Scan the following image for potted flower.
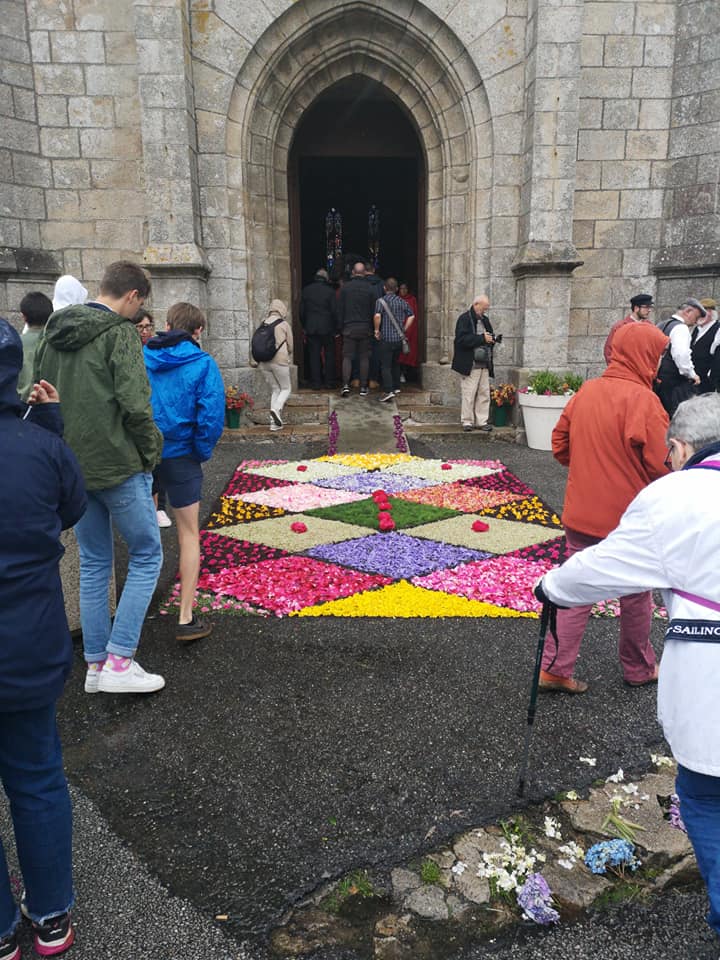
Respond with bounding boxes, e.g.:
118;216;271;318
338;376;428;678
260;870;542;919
225;386;254;429
490;382;516;427
518;371;583;450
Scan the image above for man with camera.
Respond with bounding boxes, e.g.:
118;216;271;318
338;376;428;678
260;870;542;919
451;294;501;432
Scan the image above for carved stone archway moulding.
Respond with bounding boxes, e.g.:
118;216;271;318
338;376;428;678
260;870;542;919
224;0;493;377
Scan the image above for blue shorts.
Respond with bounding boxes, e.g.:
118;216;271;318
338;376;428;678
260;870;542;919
155;456;203;509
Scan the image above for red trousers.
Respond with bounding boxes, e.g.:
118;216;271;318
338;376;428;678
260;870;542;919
542;527;656;683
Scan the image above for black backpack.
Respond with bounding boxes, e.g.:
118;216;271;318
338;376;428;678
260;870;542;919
251;318;285;362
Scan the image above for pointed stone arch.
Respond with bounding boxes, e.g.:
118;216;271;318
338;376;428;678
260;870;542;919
225;0;492;369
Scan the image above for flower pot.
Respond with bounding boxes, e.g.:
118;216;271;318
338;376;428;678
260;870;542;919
518;392;569;451
226;408;241;429
492;403;510;427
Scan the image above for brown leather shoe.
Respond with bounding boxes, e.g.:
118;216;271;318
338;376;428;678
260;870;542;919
625;665;659;687
538;669;588;694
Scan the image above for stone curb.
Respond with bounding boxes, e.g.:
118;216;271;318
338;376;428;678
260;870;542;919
270;764;698;958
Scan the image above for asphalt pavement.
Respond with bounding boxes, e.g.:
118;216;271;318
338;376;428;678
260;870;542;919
3;435;711;960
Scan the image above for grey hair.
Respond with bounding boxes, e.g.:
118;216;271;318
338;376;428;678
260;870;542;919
667;393;720;449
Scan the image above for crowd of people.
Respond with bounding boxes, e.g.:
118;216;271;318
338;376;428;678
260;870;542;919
2;261;720;955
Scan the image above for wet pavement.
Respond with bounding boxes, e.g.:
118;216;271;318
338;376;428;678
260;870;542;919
7;436;710;959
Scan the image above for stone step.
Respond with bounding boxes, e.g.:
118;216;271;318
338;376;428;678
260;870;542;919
399;404;461;423
249;405;326;424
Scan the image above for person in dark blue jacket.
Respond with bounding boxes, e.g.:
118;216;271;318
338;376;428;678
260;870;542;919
0;318;86;959
144;302;225;642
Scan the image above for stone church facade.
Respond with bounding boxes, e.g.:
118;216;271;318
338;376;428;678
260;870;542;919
1;0;718;399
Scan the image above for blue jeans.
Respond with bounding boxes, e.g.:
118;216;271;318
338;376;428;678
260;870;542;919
676;764;720;937
0;705;73;937
75;472;163;662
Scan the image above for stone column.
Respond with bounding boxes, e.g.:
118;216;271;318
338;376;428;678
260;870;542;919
513;0;583;370
133;0;209;311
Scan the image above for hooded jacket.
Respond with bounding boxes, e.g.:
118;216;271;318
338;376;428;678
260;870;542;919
258;300;293;366
0;319;86;710
34;303;163;490
144;330;225;462
552;322;670;538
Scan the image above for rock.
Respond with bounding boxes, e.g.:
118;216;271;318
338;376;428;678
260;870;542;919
452;828;505;866
451;868;490;905
654;853;700;890
375;914;412;939
428;849;456;870
374;914;416;958
374;937;405;960
562;772;692;867
446;893;472;918
541;860;611;912
391;868;421;900
270;908;356;955
403;885;448;920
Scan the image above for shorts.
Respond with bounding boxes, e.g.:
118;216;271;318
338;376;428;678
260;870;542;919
154;456;203;509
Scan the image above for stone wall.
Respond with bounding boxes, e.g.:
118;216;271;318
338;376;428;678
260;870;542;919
1;0;718;395
570;0;678;377
655;0;720;313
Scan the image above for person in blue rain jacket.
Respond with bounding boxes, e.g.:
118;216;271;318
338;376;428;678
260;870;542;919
144;302;225;643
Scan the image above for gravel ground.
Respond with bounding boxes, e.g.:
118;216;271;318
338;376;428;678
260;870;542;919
2;435;711;960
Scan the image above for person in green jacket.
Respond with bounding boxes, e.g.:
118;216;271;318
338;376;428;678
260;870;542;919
35;260;166;696
17;291;53;401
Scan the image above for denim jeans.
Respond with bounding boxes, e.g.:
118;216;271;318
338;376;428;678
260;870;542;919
378;340;402;393
676;764;720;937
0;704;73;937
75;472;163;662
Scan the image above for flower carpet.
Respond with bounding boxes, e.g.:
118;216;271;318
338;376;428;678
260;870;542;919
161;455;581;619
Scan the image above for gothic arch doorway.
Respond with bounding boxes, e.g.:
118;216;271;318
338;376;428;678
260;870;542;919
288;78;426;385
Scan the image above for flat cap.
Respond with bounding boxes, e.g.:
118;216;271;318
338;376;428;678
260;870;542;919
684;297;707;318
630;293;653;308
700;297;717;310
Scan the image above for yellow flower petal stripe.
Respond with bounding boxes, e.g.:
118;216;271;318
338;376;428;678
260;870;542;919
316;453;416;470
292;580;536;618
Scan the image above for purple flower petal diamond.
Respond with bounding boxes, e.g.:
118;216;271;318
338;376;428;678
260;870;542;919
312;472;438;494
307;531;490;579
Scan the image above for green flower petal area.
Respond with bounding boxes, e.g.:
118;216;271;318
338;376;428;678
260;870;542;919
304;496;461;530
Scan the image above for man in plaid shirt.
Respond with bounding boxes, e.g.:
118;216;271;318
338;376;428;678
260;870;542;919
373;277;415;402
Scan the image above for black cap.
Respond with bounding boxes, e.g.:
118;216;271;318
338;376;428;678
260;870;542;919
630;293;654;308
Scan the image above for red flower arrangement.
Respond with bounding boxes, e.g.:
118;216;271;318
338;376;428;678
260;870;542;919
290;521;308;533
472;520;490;533
225;386;254;411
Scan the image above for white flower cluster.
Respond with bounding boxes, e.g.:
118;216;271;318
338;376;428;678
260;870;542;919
544;816;562;840
476;838;546;893
557;841;585;871
606;768;624;783
650;753;674;768
579;756;597;766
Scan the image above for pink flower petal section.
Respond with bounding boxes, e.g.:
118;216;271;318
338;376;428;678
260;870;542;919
413;555;557;613
200;556;392;616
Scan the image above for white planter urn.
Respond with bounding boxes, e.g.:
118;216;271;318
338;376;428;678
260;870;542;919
518;392;571;451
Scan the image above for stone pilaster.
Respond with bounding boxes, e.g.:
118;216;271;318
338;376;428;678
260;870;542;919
514;0;584;369
133;0;209;308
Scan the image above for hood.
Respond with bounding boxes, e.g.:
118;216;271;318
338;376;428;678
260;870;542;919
44;303;127;352
52;275;88;311
0;318;23;412
144;331;203;372
267;299;288;320
603;322;669;387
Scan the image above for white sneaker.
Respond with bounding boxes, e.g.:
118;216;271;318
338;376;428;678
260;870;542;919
97;659;165;694
156;509;172;528
84;666;102;694
270;409;283;427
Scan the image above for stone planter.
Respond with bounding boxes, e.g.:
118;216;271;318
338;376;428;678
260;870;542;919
518;392;570;451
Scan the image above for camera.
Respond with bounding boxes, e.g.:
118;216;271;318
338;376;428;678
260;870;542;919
494;333;503;344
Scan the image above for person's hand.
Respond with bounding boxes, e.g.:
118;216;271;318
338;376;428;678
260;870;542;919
692;375;700;385
374;329;381;340
484;332;493;343
27;379;60;404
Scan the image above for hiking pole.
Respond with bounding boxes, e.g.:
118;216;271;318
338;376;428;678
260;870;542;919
517;599;552;798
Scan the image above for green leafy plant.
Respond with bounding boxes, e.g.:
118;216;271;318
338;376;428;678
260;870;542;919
324;870;375;913
523;370;584;396
420;859;442;885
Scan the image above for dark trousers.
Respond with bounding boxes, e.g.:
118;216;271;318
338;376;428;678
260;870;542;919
676;765;720;936
307;334;336;388
342;326;371;387
0;704;73;935
379;340;402;393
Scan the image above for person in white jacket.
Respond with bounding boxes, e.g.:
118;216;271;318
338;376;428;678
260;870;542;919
537;392;720;943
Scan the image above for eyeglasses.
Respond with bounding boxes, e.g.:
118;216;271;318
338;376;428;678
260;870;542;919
137;323;153;331
664;441;678;469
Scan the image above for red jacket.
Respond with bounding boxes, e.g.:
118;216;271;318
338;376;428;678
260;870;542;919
553;323;670;538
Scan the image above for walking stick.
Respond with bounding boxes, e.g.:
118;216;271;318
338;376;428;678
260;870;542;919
517;599;554;798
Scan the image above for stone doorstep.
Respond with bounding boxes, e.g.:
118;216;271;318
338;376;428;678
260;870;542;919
271;766;700;958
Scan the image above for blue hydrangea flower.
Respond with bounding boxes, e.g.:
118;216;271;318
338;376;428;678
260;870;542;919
584;839;640;875
516;873;560;925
